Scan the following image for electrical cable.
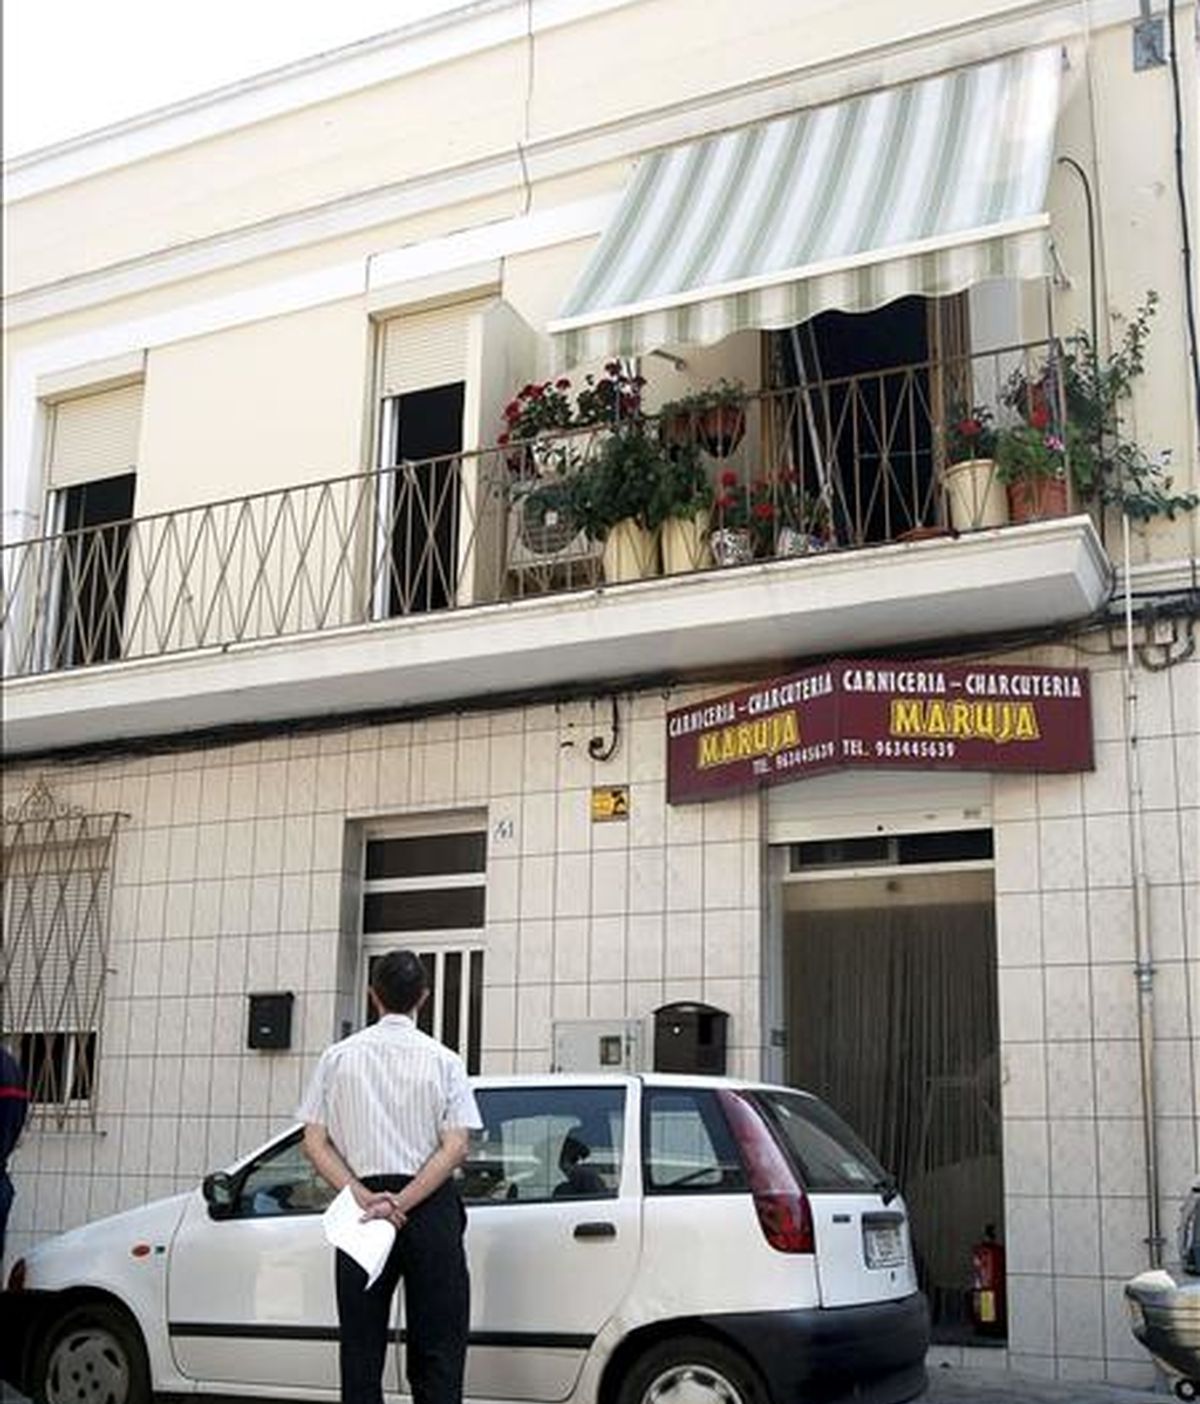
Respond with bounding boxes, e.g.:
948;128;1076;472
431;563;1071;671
1056;156;1100;363
1167;0;1200;436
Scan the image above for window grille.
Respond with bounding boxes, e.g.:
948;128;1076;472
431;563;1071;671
361;820;486;1073
1;780;124;1126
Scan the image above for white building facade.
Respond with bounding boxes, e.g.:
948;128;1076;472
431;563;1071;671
3;0;1198;1386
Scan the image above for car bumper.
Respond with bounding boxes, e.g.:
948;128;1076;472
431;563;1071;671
1125;1278;1200;1379
701;1294;930;1404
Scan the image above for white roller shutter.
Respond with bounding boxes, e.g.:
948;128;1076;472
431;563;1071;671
47;382;143;489
767;770;991;845
378;299;489;397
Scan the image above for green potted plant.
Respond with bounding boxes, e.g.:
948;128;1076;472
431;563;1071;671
709;468;754;565
657;379;747;458
1057;292;1197;523
942;404;1007;530
574;361;646;427
754;469;832;556
993;418;1075;521
995;293;1196;526
656;443;714;573
499;377;578;475
571;425;666;581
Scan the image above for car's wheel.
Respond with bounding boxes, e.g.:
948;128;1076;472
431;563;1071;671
32;1301;150;1404
616;1336;766;1404
1174;1381;1199;1403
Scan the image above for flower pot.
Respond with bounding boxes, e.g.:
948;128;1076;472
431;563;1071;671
709;526;754;567
661;512;712;574
602;518;659;582
660;410;697;450
699;405;746;458
1006;475;1069;523
776;526;832;557
943;457;1009;531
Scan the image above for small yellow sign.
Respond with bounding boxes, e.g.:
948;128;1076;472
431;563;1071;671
591;786;630;822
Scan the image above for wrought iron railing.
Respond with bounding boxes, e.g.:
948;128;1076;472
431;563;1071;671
2;340;1065;679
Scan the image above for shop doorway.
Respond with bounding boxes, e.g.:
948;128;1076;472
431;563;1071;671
782;848;1003;1343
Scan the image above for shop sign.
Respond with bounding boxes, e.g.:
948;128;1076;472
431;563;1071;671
666;659;1093;804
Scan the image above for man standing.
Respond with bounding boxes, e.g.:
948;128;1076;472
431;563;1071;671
300;950;481;1404
0;1043;29;1267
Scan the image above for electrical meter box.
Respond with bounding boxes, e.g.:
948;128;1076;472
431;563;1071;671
552;1019;644;1073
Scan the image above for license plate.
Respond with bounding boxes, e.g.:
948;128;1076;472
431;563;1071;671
864;1224;905;1268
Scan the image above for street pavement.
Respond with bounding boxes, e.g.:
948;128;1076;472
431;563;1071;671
0;1372;1168;1404
920;1364;1163;1402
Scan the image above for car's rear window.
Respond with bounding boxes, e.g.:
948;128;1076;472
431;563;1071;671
750;1090;887;1193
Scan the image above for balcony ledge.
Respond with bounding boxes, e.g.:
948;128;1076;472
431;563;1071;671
4;516;1111;756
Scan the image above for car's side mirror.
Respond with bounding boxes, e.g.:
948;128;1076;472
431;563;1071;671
202;1171;237;1219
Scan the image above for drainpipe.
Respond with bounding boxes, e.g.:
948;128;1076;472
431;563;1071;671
1122;514;1163;1268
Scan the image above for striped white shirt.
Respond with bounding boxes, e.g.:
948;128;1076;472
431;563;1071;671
298;1014;481;1178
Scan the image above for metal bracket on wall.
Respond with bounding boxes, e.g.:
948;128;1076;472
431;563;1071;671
587;696;621;762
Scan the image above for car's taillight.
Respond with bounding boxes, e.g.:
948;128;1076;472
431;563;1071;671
718;1089;814;1254
6;1257;26;1292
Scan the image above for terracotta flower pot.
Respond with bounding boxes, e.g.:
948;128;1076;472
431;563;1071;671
943;457;1009;531
699;405;746;458
1006;475;1069;523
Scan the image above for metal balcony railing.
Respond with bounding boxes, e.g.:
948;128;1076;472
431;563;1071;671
2;340;1065;680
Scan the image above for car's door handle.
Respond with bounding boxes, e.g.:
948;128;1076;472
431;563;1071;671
573;1221;617;1239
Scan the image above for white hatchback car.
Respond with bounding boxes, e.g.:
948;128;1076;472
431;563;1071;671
3;1075;929;1404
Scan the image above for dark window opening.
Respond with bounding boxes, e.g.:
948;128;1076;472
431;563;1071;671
362;886;486;933
366;831;486;880
383;383;465;616
791;829;993;870
53;473;136;667
772;297;936;545
19;1030;98;1105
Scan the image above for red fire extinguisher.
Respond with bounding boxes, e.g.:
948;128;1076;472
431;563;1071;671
970;1224;1006;1336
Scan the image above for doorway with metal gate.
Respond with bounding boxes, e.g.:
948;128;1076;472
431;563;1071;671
780;830;1004;1343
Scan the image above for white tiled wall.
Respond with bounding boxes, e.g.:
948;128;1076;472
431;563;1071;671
3;687;764;1268
4;642;1197;1393
993;646;1199;1387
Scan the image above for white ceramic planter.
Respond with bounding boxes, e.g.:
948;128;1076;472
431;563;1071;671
776;526;832;557
709;527;754;567
943;457;1008;531
661;512;712;574
602;519;659;581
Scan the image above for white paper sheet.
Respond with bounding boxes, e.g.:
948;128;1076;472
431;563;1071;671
322;1185;396;1288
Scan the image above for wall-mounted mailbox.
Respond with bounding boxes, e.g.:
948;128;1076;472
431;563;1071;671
247;991;294;1050
653;1001;728;1076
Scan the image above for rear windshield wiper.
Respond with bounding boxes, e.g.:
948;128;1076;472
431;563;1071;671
874;1174;899;1205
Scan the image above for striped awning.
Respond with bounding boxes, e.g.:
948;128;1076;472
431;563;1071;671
550;49;1061;368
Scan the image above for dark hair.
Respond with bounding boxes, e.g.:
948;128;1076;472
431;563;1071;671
370;949;429;1015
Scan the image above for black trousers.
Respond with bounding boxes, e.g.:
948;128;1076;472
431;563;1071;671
335;1176;469;1404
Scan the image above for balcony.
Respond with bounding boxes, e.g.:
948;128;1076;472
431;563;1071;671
3;343;1110;754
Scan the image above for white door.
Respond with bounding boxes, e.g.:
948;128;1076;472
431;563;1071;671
167;1131;401;1393
458;1081;641;1402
